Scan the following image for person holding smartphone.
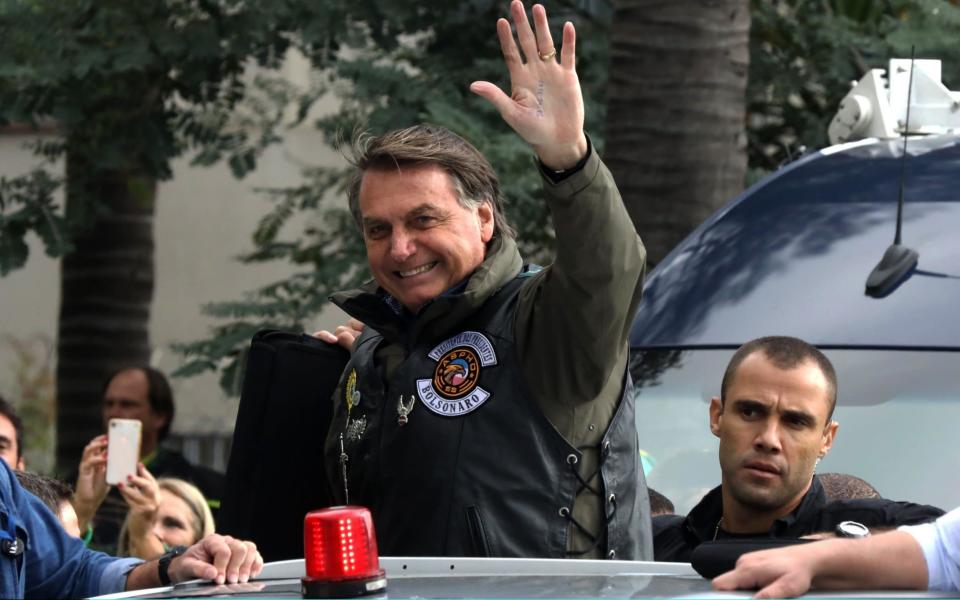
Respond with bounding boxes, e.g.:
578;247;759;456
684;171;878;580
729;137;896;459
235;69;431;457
72;366;224;553
0;457;261;600
116;466;216;560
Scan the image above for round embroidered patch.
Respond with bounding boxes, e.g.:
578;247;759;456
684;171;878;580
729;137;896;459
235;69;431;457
417;331;497;417
433;348;480;398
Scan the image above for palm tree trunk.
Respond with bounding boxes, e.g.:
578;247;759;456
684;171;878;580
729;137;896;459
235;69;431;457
56;147;155;474
605;0;750;266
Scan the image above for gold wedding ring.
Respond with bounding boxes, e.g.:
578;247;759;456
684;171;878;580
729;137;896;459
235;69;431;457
538;49;557;61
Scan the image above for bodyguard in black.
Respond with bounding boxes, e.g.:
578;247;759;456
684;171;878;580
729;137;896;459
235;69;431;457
654;475;944;562
653;336;943;563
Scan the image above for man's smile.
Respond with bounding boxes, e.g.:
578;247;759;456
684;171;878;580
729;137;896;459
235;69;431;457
396;261;438;278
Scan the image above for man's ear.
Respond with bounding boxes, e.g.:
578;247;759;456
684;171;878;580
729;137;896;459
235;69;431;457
16;456;24;471
819;420;839;458
709;396;723;438
478;202;495;243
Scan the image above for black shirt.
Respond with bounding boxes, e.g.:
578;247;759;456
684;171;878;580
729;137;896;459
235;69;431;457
653;475;944;562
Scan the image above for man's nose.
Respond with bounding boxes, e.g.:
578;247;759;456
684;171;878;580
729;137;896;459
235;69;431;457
389;230;416;262
754;419;782;453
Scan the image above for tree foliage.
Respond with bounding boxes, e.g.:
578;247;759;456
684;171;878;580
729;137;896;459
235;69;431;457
748;0;960;177
6;1;959;397
0;0;357;469
0;0;335;269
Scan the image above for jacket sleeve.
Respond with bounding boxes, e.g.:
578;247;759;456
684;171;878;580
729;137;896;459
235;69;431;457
2;461;141;599
514;140;646;412
23;499;139;599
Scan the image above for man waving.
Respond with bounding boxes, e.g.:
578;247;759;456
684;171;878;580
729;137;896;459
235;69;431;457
319;1;649;560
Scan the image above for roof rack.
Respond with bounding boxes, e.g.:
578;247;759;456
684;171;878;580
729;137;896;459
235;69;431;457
828;59;960;144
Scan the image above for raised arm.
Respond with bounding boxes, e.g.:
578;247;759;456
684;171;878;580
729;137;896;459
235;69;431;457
73;434;109;532
473;1;644;409
470;1;587;170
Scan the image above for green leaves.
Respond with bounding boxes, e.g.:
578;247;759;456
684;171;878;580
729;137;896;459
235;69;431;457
748;0;960;172
0;0;334;280
0;169;67;275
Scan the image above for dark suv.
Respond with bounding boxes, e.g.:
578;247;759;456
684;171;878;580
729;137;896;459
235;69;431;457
629;134;960;515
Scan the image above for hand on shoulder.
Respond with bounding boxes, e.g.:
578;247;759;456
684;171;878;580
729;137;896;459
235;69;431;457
313;318;365;352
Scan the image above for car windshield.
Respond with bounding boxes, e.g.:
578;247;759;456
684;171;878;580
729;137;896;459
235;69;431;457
631;348;960;515
630;137;960;349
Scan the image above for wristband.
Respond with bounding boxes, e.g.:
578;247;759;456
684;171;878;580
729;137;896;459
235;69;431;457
157;544;188;586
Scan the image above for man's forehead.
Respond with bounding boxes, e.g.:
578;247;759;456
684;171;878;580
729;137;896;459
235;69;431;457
0;414;16;439
733;352;827;387
359;164;457;206
728;354;832;415
104;369;150;399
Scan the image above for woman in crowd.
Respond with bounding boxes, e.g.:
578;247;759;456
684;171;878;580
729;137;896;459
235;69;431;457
117;465;215;559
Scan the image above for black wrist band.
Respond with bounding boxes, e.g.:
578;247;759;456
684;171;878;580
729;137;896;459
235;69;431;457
158;545;188;586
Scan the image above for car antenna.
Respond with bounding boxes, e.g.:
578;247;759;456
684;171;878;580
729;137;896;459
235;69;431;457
865;47;920;298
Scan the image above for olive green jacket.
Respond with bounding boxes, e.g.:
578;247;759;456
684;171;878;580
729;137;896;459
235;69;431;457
331;144;646;556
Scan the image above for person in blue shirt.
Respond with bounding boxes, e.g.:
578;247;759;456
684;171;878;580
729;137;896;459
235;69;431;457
0;459;261;600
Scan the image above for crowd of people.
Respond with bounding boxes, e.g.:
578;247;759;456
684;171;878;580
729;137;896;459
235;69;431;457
3;1;958;598
0;375;257;600
0;364;222;563
74;365;223;555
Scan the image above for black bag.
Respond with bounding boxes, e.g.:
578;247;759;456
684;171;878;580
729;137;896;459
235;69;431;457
218;329;350;561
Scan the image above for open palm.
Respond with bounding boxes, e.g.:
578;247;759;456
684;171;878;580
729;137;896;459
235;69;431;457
471;1;587;170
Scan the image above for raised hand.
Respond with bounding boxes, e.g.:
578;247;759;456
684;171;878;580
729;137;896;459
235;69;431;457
119;463;164;559
470;1;588;171
73;434;109;530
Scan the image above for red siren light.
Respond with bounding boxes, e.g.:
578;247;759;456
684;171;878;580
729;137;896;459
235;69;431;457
302;506;387;598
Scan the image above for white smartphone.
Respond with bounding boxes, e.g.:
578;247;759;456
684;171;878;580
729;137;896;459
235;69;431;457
106;418;142;485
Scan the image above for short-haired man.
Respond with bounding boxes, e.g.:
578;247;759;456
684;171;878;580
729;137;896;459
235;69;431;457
0;395;24;471
653;336;942;562
316;1;649;559
73;366;225;552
